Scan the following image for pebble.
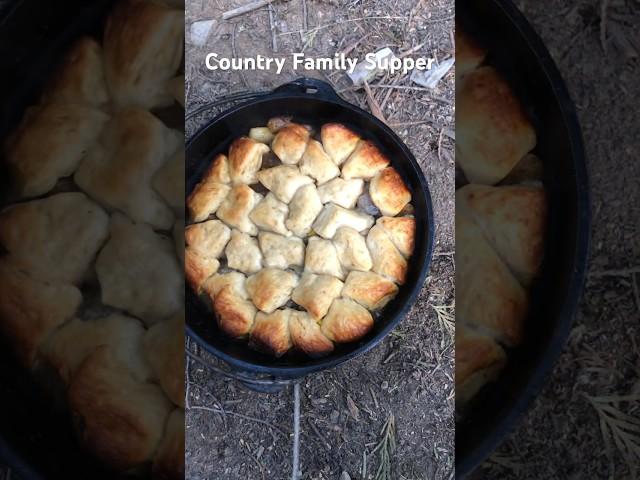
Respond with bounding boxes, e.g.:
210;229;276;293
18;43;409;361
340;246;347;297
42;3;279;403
190;20;215;46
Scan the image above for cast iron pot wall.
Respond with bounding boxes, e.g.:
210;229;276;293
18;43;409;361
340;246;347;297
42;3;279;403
186;79;435;379
455;0;590;477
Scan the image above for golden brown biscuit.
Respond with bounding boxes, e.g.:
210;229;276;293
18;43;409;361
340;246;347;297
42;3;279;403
312;203;374;239
103;0;183;109
366;225;408;285
320;123;360;165
271;123;310;164
246;268;298;313
152;409;185;480
68;346;173;473
305;237;345;280
249;193;291;236
457;184;546;284
455;25;486;76
333;227;373;272
74;108;182;230
321;298;374;343
0;192;109;285
249;309;293;357
456;325;506;408
291;272;344;320
216;185;262;235
369;167;412;216
152;148;185;216
41;36;109;107
299;139;340;184
203;272;248;300
228;137;270;185
257;165;314;204
258;232;305;269
184;219;231;259
39;314;149;388
95;214;183;326
289;310;334;357
225;230;263;274
375;216;415;258
285;184;323;237
184;247;219;293
214;285;257;338
341;140;390;180
341;271;398;310
317;177;364;209
5;103;109;198
143;312;185;408
0;259;82;367
456;209;527;346
457;66;537;185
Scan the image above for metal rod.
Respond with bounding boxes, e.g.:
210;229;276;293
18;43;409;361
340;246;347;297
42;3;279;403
291;382;302;480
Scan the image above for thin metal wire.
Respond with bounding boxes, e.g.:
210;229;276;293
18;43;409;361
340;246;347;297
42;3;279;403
291;382;302;480
185;90;269;122
185;348;300;387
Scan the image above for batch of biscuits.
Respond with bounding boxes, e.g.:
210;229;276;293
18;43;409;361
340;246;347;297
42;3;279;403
186;119;417;357
0;0;185;477
455;25;547;412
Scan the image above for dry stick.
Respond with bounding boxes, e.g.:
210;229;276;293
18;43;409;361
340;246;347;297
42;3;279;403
268;3;278;52
307;419;332;451
222;0;274;20
301;0;308;32
278;16;407;36
190;405;289;437
363;80;387;124
231;23;249;89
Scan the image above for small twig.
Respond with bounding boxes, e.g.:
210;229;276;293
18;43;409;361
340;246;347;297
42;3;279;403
339;33;371;56
307;419;332;451
389;119;442;129
222;0;274;20
189;405;288;437
301;0;308;33
232;23;249;89
268;3;278;52
363;80;387;124
278;16;407;36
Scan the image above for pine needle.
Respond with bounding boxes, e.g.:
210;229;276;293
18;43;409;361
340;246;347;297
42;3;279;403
586;393;640;478
433;302;455;338
369;414;396;480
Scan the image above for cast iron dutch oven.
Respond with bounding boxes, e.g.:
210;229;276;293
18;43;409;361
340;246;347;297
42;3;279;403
185;77;435;384
455;0;590;477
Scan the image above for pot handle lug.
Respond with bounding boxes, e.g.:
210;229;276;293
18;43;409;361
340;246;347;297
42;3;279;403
272;77;343;102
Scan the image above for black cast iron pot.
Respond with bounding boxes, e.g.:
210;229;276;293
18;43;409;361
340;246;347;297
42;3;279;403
455;0;590;477
186;77;435;386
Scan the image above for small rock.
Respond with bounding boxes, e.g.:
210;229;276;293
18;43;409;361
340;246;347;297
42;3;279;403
330;409;340;423
340;472;351;480
190;20;215;46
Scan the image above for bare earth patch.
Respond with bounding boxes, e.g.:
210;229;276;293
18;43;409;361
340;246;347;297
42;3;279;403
185;0;455;479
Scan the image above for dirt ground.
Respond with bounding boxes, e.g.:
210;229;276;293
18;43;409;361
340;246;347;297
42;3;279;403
184;0;455;479
472;1;640;479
